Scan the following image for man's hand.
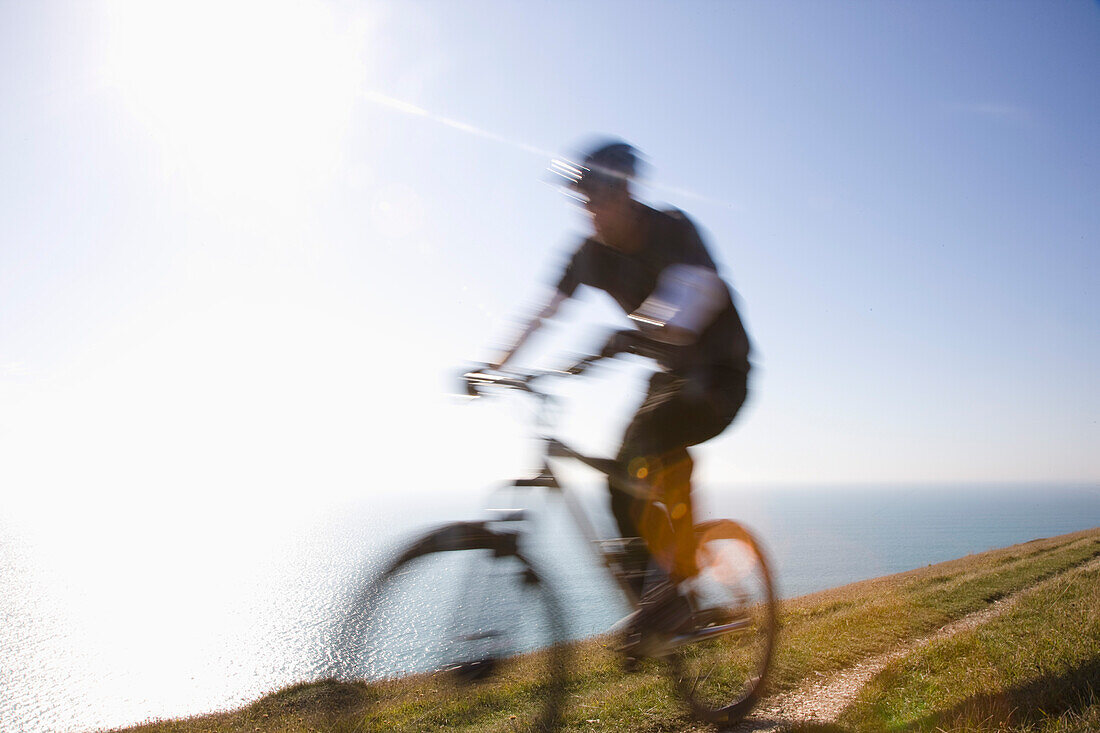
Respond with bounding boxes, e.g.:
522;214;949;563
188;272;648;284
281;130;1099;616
600;329;646;358
601;328;679;363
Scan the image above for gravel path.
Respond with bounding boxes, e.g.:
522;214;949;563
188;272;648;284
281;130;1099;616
726;555;1100;732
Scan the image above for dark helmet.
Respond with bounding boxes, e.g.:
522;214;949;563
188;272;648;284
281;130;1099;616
550;140;639;200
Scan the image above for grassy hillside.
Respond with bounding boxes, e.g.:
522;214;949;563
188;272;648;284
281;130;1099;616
113;528;1100;733
839;549;1099;732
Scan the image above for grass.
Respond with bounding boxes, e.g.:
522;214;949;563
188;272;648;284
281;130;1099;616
112;528;1100;733
838;549;1099;732
766;529;1100;694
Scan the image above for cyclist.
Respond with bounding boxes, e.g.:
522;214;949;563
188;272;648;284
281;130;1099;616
491;140;752;640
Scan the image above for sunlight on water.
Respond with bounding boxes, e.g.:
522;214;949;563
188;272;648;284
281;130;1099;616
0;494;470;733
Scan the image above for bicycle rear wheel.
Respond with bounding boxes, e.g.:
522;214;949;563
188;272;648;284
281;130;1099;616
667;519;777;724
335;522;568;732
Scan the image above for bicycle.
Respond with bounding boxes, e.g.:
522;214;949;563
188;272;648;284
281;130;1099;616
333;350;777;731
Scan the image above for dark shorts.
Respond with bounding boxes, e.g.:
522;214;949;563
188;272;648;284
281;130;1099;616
619;366;747;459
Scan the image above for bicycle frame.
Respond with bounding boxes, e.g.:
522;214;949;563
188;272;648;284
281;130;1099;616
506;439;644;606
468;360;662;608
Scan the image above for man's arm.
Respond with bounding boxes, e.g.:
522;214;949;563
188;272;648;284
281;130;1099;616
629;264;729;345
490;290;569;370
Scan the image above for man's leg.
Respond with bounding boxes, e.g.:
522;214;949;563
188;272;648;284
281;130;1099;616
608;452;652;598
609;373;730;589
638;448;697;583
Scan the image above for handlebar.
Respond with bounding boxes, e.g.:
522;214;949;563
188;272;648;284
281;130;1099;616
463;327;674;399
462;353;604;398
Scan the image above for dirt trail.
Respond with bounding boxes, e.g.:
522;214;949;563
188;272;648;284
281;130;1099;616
727;554;1100;732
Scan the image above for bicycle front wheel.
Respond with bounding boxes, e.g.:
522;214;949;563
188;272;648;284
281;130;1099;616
667;519;777;724
336;522;569;732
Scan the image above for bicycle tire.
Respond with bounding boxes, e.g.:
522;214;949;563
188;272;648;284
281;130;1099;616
335;521;569;732
666;519;777;724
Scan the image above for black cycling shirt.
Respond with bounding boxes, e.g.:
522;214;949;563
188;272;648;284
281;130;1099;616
555;204;751;376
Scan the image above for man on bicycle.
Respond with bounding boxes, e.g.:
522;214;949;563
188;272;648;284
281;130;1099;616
492;140;752;635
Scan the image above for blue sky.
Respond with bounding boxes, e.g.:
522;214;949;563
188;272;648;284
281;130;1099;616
1;1;1098;524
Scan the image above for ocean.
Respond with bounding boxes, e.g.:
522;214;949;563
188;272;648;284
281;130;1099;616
1;483;1097;732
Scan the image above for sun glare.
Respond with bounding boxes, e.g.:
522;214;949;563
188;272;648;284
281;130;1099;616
99;0;367;206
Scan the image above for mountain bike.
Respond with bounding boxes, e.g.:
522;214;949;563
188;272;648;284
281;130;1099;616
334;351;777;731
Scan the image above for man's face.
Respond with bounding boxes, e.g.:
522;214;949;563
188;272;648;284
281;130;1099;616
584;187;635;249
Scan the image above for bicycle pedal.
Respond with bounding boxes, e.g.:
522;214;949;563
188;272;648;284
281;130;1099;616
617;616;680;659
692;606;737;628
619;631;673;659
447;657;499;684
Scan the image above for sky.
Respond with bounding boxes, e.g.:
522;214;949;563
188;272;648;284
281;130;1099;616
2;0;1098;529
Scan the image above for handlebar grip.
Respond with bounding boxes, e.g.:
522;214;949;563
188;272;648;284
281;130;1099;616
462;367;493;397
562;354;600;376
462;369;536;395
